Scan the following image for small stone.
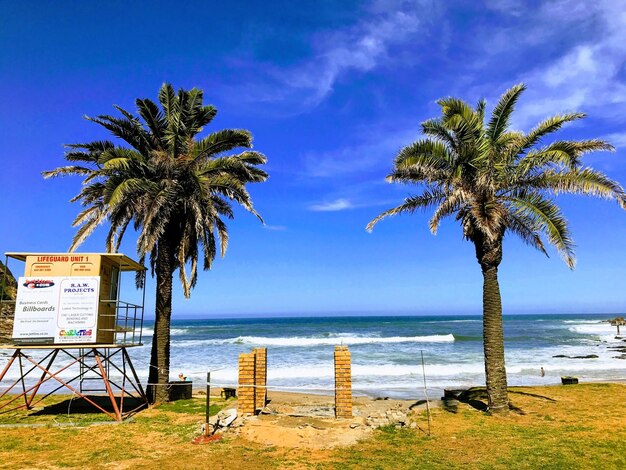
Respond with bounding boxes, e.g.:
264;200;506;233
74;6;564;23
350;423;360;429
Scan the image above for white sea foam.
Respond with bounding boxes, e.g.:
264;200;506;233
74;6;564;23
563;320;604;324
172;334;455;348
568;324;615;335
141;327;187;337
260;363;482;380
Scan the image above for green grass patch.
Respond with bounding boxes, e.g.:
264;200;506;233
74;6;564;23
157;397;221;415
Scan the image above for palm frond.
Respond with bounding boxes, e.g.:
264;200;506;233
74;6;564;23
429;191;468;234
505;210;548;256
192;129;253;163
42;166;93;178
366;190;446;232
506;192;575;268
523;167;626;207
516;113;585;154
486;83;526;143
517;140;614;175
421;118;457;149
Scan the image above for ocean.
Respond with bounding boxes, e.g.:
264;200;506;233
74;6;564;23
2;313;625;398
137;313;625;398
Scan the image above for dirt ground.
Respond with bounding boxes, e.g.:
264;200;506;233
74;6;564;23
211;390;432;449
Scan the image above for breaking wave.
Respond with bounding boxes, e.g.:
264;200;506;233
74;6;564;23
178;334;455;347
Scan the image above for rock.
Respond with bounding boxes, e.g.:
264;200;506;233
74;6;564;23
350;423;360;429
552;354;599;359
213;408;237;429
231;417;245;428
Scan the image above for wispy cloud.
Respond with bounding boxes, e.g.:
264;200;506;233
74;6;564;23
301;126;418;178
263;224;287;231
480;0;626;129
229;0;439;113
604;132;626;149
309;198;354;212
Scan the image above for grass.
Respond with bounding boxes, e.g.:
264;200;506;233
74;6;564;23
0;383;625;469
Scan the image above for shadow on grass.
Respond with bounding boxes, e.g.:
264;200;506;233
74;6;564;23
508;390;557;402
29;395;147;419
441;387;536;414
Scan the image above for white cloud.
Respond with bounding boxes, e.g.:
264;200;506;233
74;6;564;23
483;0;525;16
603;133;626;149
309;198;354;212
231;0;438;112
502;0;626;128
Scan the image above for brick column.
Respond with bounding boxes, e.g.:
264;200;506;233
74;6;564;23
237;352;256;415
334;345;352;418
253;347;267;411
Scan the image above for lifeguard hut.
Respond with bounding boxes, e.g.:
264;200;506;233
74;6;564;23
0;252;148;421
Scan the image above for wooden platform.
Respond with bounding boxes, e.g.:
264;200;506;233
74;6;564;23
0;343;143;349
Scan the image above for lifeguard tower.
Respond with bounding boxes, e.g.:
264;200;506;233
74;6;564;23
0;252;148;421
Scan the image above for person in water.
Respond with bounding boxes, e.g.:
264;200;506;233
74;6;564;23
540;367;545;377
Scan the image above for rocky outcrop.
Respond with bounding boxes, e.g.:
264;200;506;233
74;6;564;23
0;258;17;343
552;354;599;359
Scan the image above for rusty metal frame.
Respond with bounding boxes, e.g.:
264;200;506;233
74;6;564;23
0;347;148;421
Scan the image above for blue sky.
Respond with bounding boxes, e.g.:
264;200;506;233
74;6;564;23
1;0;626;318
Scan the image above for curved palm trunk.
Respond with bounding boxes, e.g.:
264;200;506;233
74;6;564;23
475;237;509;414
147;239;174;404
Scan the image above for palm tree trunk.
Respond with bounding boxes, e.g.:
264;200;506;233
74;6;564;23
147;238;174;404
481;265;508;413
475;237;509;414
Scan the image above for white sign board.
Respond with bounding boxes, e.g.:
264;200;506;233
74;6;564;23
12;276;100;344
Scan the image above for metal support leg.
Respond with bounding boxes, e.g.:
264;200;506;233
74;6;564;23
26;349;59;408
93;349;122;421
0;350;18;383
17;353;29;409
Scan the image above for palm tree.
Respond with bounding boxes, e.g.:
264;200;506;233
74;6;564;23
44;84;268;403
367;84;626;413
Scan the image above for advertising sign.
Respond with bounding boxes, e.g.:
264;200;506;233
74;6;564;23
12;276;100;344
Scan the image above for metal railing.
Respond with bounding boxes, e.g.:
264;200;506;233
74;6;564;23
98;299;145;346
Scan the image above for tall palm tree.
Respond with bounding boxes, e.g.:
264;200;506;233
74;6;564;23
367;84;626;413
44;84;268;403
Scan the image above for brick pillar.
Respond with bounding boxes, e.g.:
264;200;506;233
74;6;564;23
253;347;267;411
334;345;352;418
237;352;256;415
